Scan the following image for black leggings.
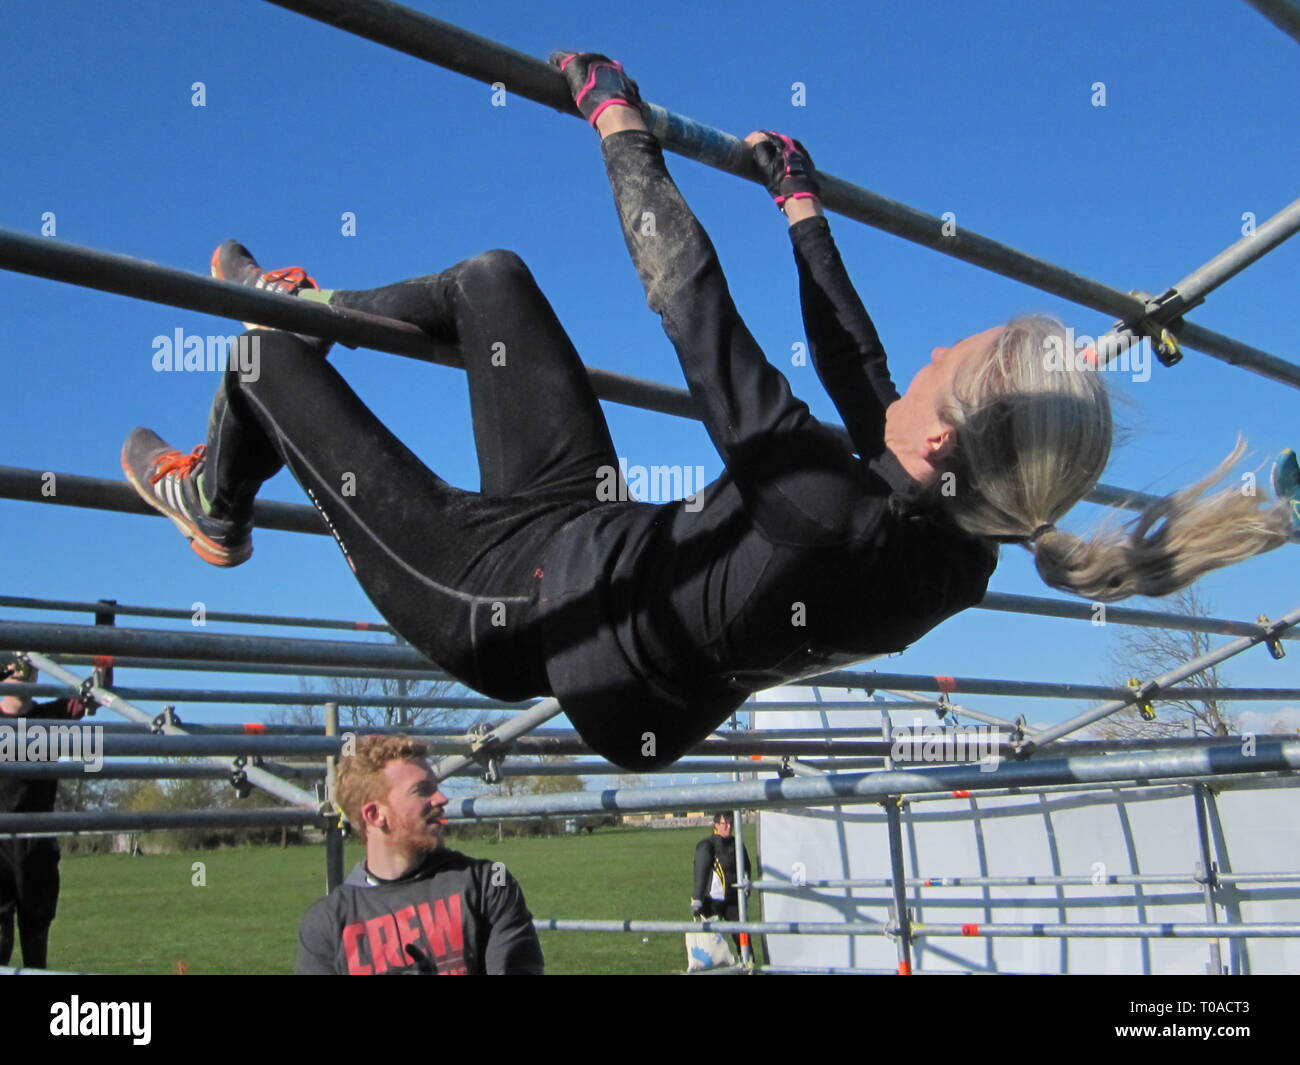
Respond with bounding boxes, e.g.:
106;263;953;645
204;250;621;700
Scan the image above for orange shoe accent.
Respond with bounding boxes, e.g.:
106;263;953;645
148;445;206;485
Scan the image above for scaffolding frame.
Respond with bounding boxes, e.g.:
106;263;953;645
2;0;1299;975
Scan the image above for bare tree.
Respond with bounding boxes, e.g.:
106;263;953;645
267;634;498;734
1092;586;1236;740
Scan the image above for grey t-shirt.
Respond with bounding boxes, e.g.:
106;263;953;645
296;848;544;975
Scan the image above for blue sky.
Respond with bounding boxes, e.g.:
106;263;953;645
2;0;1299;782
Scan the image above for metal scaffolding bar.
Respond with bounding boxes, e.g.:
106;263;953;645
263;0;1300;391
1192;783;1225;974
8;619;1300;703
0;593;392;634
529;918;1298;938
751;870;1300;890
977;592;1300;643
0;464;328;536
0;683;523;712
0;807;322;835
6;722;1284;763
1022;604;1300;751
22;652;319;809
442;740;1300;819
20;590;1293;644
0;761;324;781
1244;0;1300;44
0;426;1153;535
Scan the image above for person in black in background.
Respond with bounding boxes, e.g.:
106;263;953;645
0;655;88;970
692;812;752;952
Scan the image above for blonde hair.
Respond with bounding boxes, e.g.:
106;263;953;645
938;315;1291;602
335;734;431;842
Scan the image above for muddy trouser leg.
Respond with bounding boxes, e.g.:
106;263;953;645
199;253;619;698
586;131;806;757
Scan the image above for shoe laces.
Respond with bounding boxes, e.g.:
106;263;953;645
256;266;318;295
149;445;206;485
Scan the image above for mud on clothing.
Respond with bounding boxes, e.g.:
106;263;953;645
204;132;997;775
295;848;544;975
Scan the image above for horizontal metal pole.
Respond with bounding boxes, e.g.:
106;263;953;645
0;807;323;834
752;871;1300;890
443;740;1300;819
0;464;327;536
534;918;884;936
3;620;436;670
3;683;527;712
0;760;323;781
912;922;1300;939
1244;0;1300;44
16;589;1281;647
10;620;1300;702
53;653;452;684
7;722;1282;762
903;769;1300;803
265;0;1300;391
1025;603;1300;750
532;918;1299;938
0;593;393;634
0;448;1155;544
977;591;1300;642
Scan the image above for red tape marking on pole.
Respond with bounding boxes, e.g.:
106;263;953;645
961;923;981;936
243;723;267;734
936;676;958;693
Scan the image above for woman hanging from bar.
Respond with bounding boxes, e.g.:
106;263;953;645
119;54;1292;770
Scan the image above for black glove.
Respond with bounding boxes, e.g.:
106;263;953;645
404;943;438;974
550;51;645;126
749;130;820;208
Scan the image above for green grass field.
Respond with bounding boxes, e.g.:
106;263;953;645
46;826;762;975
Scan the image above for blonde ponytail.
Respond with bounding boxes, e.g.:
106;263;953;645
939;315;1291;602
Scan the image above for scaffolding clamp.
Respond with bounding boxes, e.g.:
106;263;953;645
75;674;100;716
151;704;182;733
468;722;505;785
778;755;795;779
1257;615;1287;660
1111;289;1187;368
229;755;252;799
934;692;953;723
1194;859;1220;891
1128;678;1158;721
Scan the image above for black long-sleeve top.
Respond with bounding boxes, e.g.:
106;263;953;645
538;150;998;771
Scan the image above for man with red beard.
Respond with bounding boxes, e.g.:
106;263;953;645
296;734;544;975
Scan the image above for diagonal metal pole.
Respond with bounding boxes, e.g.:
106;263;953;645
1244;0;1300;43
261;0;1300;391
1098;197;1300;364
21;652;319;809
429;697;565;781
1019;604;1300;753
